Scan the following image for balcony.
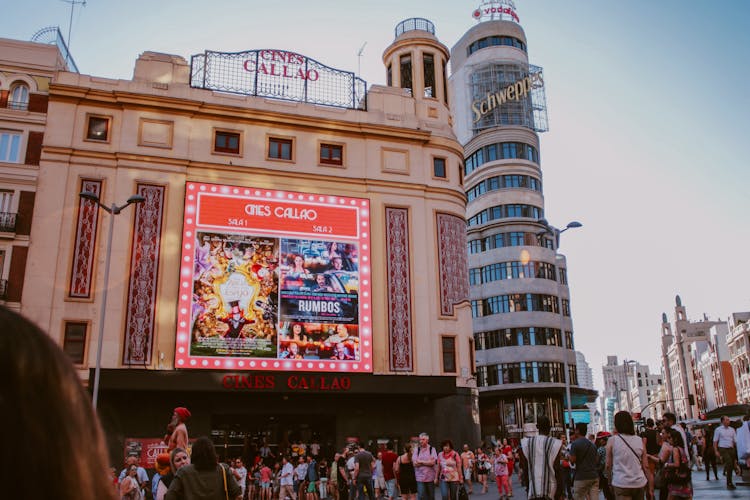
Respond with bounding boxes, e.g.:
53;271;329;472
6;100;28;111
0;279;7;300
0;212;17;232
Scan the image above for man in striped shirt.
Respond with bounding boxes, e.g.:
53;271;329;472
519;416;563;500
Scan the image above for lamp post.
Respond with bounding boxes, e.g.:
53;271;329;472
538;218;582;443
79;190;145;409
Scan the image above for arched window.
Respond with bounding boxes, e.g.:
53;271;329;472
9;83;29;110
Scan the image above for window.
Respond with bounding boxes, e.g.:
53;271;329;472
0;190;13;231
423;53;435;98
400;54;413;95
8;83;29;110
63;321;88;365
0;132;22;163
386;64;392;86
214;130;240;154
268;137;293;160
441;336;456;373
85;115;110;142
320;143;343;166
433;157;446;178
464;141;539;176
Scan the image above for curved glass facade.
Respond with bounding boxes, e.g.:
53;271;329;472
477;362;579;387
469;260;557;285
465;142;538;176
467;231;554;254
467;204;542;226
467;35;527;56
466;174;541;201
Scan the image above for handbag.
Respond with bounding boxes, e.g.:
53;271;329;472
457;484;469;500
653;466;666;489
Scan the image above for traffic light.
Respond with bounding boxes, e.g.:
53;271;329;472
688;394;695;406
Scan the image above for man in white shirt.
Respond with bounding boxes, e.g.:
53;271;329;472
295;456;309;496
737;414;750;468
232;458;248;499
713;415;738;490
118;456;149;498
280;456;297;500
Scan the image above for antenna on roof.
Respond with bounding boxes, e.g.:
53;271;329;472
60;0;86;53
357;42;367;76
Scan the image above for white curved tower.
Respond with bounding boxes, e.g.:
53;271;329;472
450;1;593;438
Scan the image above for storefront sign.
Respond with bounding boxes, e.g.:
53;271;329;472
472;0;520;23
221;373;352;391
176;182;372;374
471;70;543;123
190;49;367;110
124;438;168;468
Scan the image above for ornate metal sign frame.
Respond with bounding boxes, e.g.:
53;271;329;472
190;49;367;110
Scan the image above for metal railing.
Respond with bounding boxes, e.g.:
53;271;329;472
0;212;17;232
395;18;436;38
6;100;29;111
0;279;7;300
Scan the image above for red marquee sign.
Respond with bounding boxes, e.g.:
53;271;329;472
176;183;372;374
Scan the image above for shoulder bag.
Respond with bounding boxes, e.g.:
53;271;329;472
221;464;230;500
616;435;648;482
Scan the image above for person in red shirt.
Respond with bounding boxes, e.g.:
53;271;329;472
500;439;514;497
380;444;399;500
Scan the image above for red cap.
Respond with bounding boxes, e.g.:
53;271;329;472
174;407;191;421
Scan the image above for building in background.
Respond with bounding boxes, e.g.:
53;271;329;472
660;295;725;419
625;363;662;421
18;18;479;464
576;351;594;390
450;1;595;440
727;312;750;404
0;32;75;309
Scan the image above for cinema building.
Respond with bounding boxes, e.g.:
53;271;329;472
449;2;595;439
19;19;478;462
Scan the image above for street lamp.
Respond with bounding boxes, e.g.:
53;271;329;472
79;190;145;410
537;218;582;443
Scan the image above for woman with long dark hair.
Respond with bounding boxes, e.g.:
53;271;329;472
606;411;648;499
664;430;692;499
166;436;241;499
0;306;116;500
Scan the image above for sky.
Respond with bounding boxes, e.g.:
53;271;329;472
2;0;749;392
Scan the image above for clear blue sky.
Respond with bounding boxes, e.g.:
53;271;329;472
3;1;749;392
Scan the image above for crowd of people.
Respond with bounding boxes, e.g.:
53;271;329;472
5;303;750;500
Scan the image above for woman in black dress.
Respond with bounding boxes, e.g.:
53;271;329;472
395;444;418;500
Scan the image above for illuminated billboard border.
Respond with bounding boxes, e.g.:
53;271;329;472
175;182;372;373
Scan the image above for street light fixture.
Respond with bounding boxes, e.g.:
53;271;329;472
537;218;582;443
79;190;145;410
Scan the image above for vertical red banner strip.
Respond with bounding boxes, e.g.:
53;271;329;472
69;179;102;298
123;184;165;365
386;207;413;371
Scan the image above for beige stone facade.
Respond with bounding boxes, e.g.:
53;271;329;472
0;38;69;308
6;22;480;456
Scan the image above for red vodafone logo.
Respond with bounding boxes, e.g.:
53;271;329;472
472;9;481;19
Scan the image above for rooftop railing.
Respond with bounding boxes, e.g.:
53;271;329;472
395;18;435;38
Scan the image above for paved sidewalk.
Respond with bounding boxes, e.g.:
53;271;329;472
455;466;750;499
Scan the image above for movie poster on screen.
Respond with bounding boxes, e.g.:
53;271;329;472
175;182;372;373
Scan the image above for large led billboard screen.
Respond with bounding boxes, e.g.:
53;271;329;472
175;182;372;373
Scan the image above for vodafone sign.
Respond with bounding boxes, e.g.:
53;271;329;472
472;0;520;23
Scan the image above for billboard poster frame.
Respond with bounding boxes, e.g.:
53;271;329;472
175;182;372;373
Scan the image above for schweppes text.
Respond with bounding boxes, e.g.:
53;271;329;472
471;71;544;123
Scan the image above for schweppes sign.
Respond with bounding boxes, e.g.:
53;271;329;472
471;71;544;123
